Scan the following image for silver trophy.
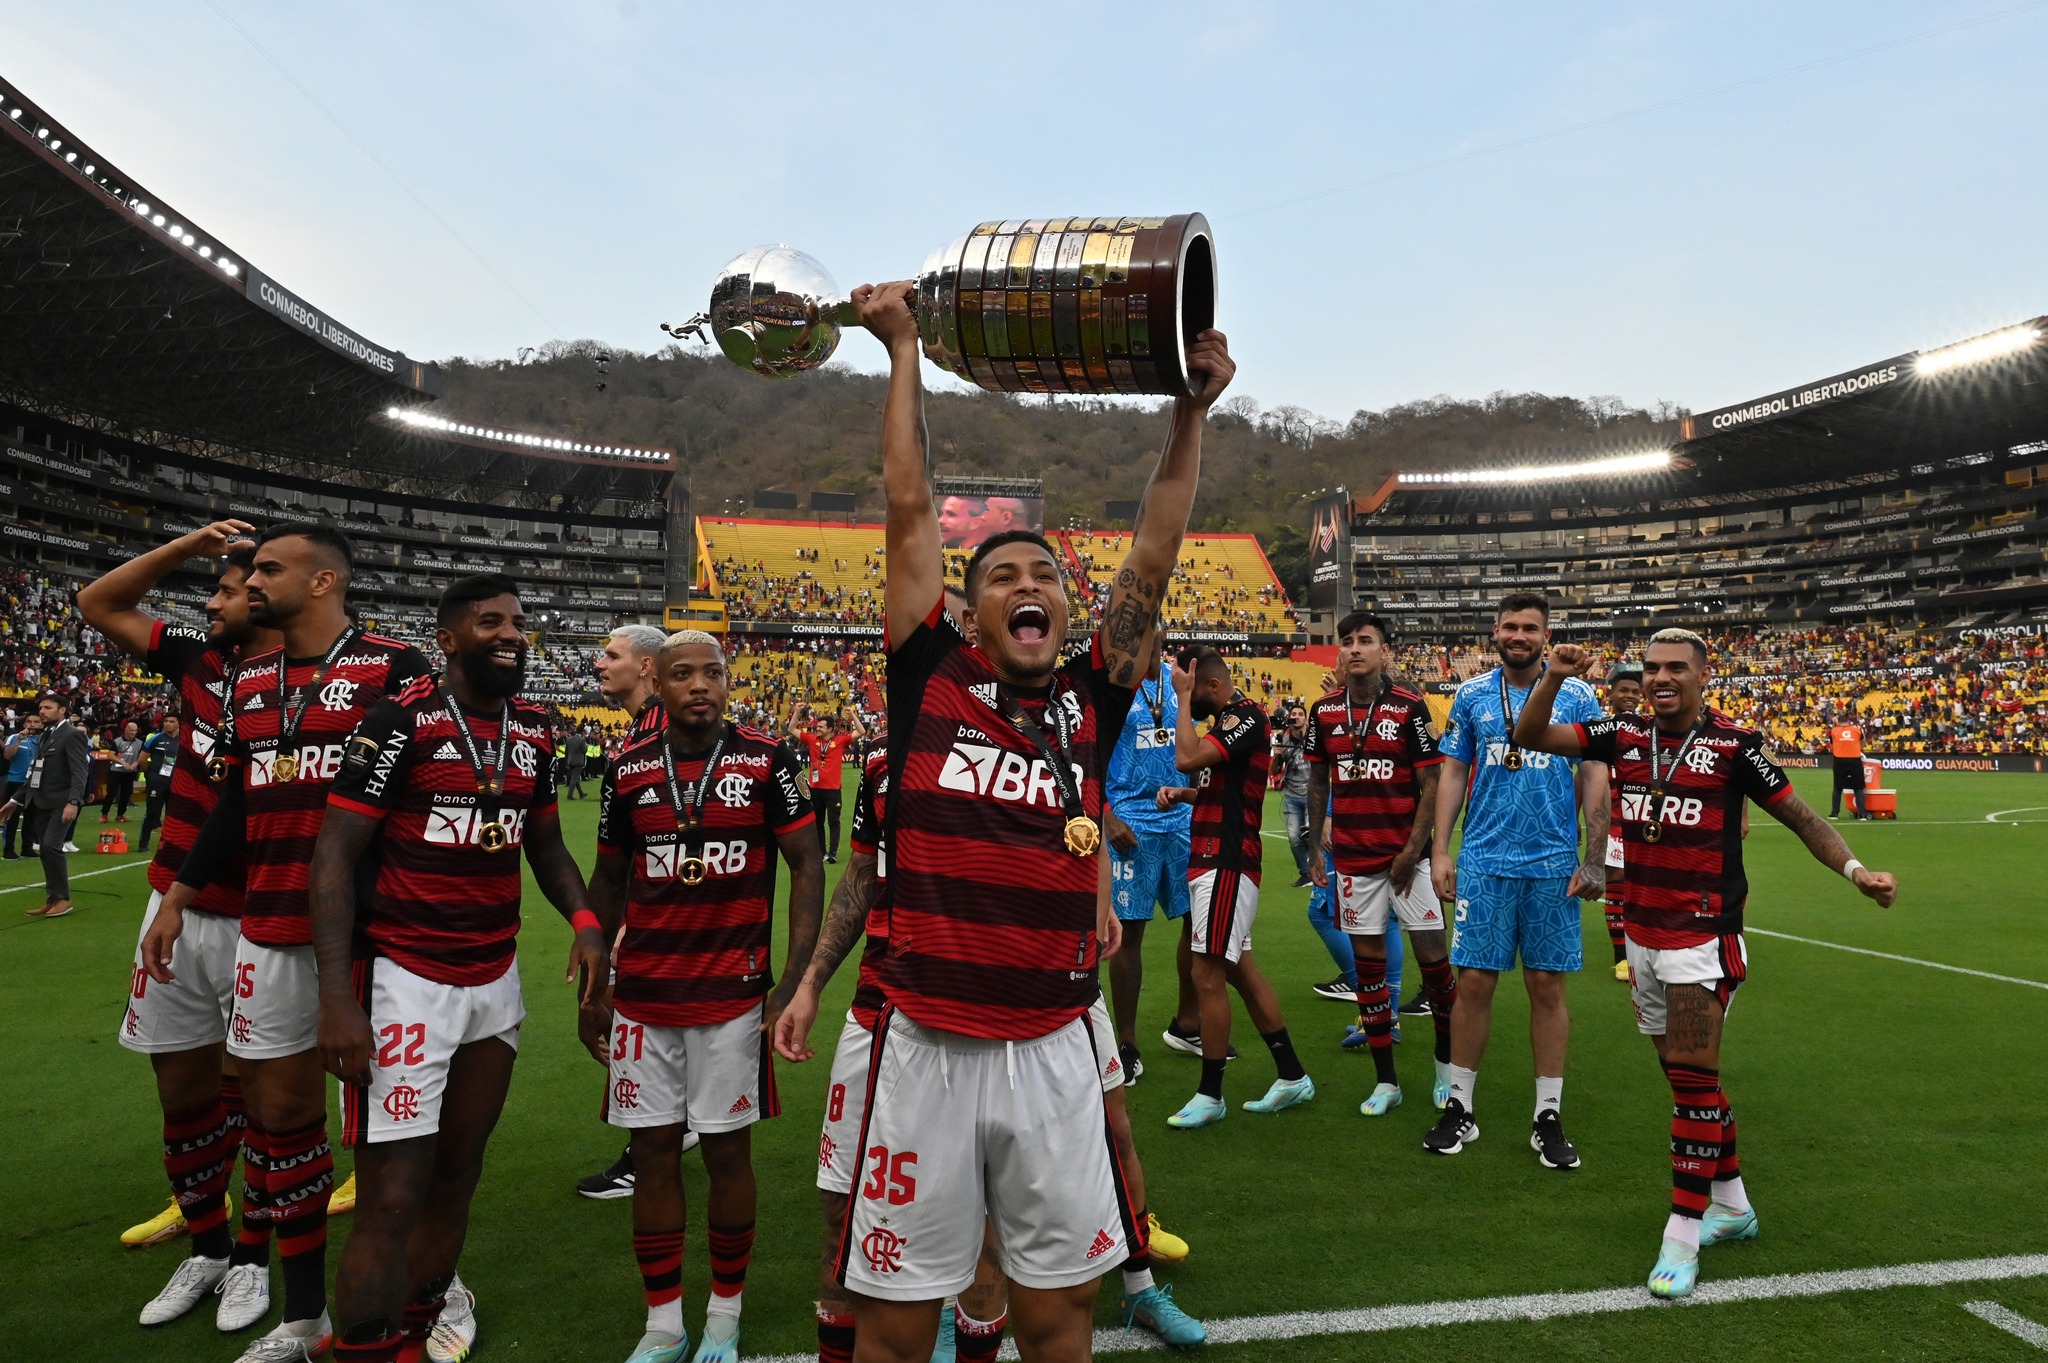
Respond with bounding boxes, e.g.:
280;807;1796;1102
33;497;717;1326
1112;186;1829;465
665;214;1214;397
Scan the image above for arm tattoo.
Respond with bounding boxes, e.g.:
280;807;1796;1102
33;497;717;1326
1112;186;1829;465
1305;764;1329;849
805;857;876;989
1770;791;1853;874
1404;764;1439;857
1581;764;1610;853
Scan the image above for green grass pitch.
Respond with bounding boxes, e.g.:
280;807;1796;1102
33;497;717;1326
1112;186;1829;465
6;769;2048;1360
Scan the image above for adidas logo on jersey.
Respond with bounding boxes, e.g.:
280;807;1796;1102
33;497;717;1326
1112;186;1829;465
727;1094;753;1115
242;694;265;712
1085;1228;1117;1260
431;741;463;761
968;681;1000;711
638;788;661;806
1624;747;1643;760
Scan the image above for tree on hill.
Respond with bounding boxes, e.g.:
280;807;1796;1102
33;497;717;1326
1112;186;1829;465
436;344;1678;547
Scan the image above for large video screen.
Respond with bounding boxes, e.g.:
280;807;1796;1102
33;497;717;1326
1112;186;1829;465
935;493;1046;549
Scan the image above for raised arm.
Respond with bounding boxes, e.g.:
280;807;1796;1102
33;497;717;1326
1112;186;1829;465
1168;659;1225;773
75;519;254;658
1100;331;1235;685
853;281;943;646
1510;642;1593;756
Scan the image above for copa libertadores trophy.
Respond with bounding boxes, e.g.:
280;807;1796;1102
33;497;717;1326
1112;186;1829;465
664;215;1215;398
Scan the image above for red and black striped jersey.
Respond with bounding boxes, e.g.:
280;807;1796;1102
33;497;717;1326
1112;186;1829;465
845;749;890;1032
1189;695;1271;881
597;722;814;1027
1573;708;1792;949
630;696;666;742
881;599;1132;1041
327;679;559;986
1302;683;1442;876
143;621;245;915
214;633;433;946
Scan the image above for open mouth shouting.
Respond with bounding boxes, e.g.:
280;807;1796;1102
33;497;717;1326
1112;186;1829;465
1007;600;1053;646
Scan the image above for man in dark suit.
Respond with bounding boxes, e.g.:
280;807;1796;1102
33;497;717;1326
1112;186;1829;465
0;693;90;917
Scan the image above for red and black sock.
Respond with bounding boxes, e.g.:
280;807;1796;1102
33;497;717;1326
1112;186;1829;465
1720;1100;1741;1182
954;1305;1007;1363
163;1099;236;1259
333;1319;403;1363
1418;956;1457;1065
1605;903;1627;962
401;1271;454;1343
1662;1059;1726;1224
634;1228;686;1311
1261;1027;1306;1083
230;1121;273;1267
708;1220;755;1303
1353;954;1398;1086
816;1307;856;1363
266;1119;334;1323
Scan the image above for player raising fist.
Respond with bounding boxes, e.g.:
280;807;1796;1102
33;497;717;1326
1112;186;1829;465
1511;629;1897;1302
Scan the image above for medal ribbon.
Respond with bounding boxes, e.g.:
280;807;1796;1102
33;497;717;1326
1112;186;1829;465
209;652;243;781
1644;713;1708;832
999;685;1090;841
440;686;512;839
1343;677;1389;781
274;626;360;769
1496;668;1530;769
661;722;729;868
1141;677;1166;738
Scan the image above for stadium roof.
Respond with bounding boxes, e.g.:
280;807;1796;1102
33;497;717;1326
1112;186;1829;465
0;75;670;506
1362;317;2048;518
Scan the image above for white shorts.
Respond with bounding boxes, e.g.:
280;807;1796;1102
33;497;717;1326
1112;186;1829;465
119;894;240;1054
1187;868;1257;964
837;1009;1135;1299
606;1002;773;1135
1334;861;1445;936
226;938;321;1060
1626;934;1747;1037
818;1012;876;1195
341;956;524;1144
819;997;1125;1195
1088;994;1124;1092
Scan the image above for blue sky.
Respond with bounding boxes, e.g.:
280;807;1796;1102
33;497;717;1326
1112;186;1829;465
8;1;2047;423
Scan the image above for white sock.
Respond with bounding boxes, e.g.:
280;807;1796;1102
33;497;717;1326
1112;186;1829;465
646;1299;684;1337
1123;1265;1156;1296
1448;1064;1477;1113
1534;1075;1563;1119
1435;1058;1451;1088
1662;1214;1701;1252
1711;1176;1751;1213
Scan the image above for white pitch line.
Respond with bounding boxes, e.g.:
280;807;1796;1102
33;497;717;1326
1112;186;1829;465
1964;1300;2048;1350
0;859;150;895
747;1253;2048;1361
1748;929;2048;991
1989;806;2048;823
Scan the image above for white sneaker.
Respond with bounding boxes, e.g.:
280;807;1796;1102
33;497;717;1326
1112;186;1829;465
62;841;80;853
231;1313;331;1362
216;1262;272;1332
425;1275;478;1363
140;1254;228;1326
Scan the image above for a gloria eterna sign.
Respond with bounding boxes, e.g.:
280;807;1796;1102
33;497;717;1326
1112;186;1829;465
244;266;411;380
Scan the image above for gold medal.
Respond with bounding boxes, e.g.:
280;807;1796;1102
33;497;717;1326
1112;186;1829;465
1643;821;1663;844
1502;749;1523;772
478;820;509;853
1153;728;1170;746
1063;815;1101;857
271;754;300;783
679;855;709;886
206;755;230;784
